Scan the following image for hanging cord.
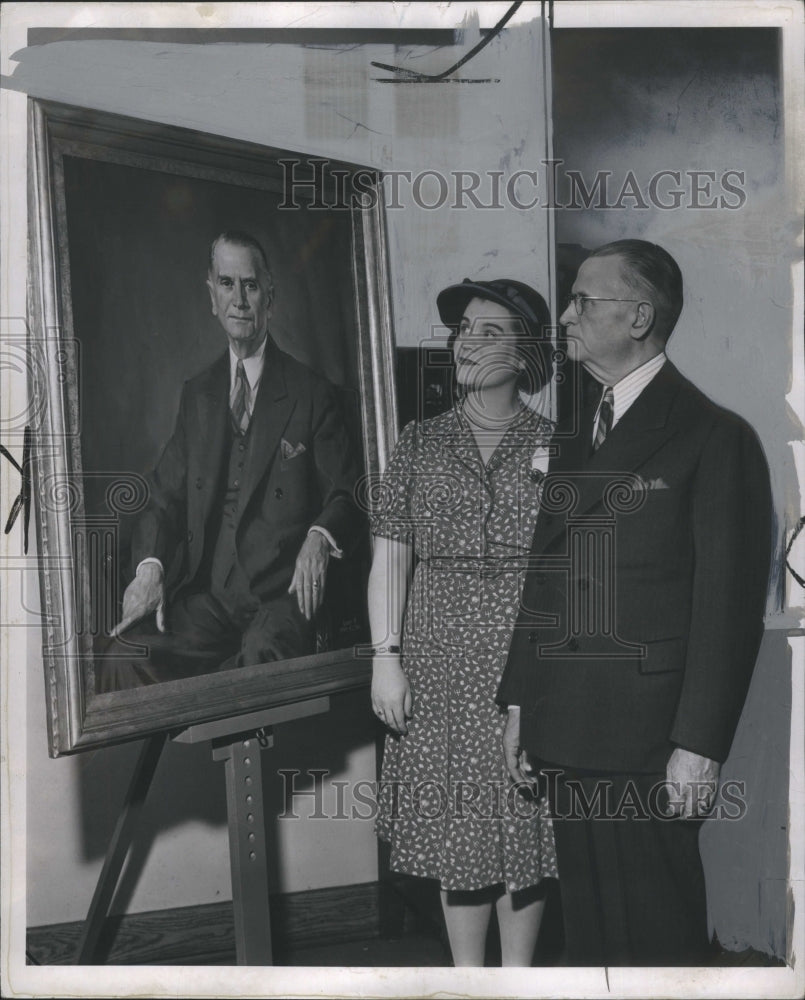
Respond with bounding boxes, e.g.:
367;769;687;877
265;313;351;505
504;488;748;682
1;425;31;553
371;1;523;82
785;516;805;588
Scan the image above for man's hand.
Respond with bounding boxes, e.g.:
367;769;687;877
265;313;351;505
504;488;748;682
111;562;165;637
502;706;536;785
371;656;412;734
664;747;721;818
288;531;330;621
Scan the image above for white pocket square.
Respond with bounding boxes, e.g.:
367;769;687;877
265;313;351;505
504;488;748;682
644;476;670;490
528;445;551;482
281;439;306;460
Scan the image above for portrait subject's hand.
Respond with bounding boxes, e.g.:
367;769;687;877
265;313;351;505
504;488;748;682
502;706;536;785
371;657;413;735
664;747;721;818
289;530;331;621
111;562;165;637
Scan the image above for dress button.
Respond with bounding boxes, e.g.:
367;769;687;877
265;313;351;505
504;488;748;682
237;461;244;469
233;479;240;487
238;443;245;452
528;631;539;643
195;477;203;489
274;487;284;499
187;530;193;542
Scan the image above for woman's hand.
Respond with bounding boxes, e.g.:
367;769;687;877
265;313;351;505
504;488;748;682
502;706;536;785
371;656;413;734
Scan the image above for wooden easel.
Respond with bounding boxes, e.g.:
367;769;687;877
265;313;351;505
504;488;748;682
75;696;331;966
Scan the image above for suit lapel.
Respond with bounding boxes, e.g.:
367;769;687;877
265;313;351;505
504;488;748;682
584;361;682;472
549;374;599;477
239;339;295;515
535;362;685;552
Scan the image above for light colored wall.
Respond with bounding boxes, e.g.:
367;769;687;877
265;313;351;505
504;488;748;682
6;23;553;346
552;27;798;958
2;13;551;926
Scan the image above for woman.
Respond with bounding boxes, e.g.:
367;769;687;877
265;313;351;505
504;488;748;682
367;278;557;967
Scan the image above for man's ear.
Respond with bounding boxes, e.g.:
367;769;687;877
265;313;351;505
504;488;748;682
630;301;656;341
206;275;218;316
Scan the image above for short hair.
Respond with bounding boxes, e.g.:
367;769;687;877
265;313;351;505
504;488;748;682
208;230;274;304
587;239;683;341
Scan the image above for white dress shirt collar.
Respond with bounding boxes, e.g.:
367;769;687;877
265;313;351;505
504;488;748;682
592;352;667;440
229;334;268;395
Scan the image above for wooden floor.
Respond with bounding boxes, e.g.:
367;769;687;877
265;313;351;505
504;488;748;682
278;936;784;969
267;931;451;967
27;877;785;968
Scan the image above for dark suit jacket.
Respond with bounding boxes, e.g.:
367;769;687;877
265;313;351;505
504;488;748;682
497;361;773;773
131;338;362;604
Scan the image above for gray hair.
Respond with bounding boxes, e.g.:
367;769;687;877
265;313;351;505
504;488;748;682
588;239;683;341
208;230;274;304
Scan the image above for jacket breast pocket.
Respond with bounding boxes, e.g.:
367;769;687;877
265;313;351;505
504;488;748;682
637;635;687;675
278;449;312;479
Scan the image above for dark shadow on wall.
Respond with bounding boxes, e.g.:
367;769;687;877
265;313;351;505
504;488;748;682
264;687;379;892
76;736;227;915
72;688;375;924
551;28;780;191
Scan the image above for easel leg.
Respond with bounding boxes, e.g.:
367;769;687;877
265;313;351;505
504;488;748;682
213;731;273;965
75;732;167;964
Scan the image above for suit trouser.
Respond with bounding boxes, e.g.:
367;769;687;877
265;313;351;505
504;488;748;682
95;586;314;693
539;762;711;966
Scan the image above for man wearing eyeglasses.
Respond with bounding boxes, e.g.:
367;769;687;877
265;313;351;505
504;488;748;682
498;239;773;965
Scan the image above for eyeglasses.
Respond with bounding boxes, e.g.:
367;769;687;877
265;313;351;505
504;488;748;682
564;293;644;317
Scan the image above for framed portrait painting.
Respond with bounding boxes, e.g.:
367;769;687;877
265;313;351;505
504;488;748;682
28;99;395;755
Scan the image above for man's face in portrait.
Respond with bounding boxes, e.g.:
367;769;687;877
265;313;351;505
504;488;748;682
207;240;272;355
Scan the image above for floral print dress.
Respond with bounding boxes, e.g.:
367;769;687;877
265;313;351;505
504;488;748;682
370;402;558;892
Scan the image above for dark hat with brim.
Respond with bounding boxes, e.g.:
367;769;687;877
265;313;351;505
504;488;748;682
437;277;551;332
437;278;553;390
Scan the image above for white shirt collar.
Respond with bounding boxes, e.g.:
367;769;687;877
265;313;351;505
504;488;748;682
593;352;666;437
229;334;268;393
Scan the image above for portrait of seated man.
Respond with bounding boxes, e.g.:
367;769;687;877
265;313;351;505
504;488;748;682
96;230;363;692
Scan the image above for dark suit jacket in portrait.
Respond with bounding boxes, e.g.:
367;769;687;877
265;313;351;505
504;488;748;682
498;361;773;775
131;338;362;610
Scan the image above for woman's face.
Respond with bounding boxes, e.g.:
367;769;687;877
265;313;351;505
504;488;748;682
453;296;525;391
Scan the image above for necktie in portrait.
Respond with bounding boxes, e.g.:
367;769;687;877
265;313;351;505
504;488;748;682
231;360;250;435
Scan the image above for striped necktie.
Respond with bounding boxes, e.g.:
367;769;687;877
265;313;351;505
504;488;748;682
230;360;250;435
593;385;614;451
